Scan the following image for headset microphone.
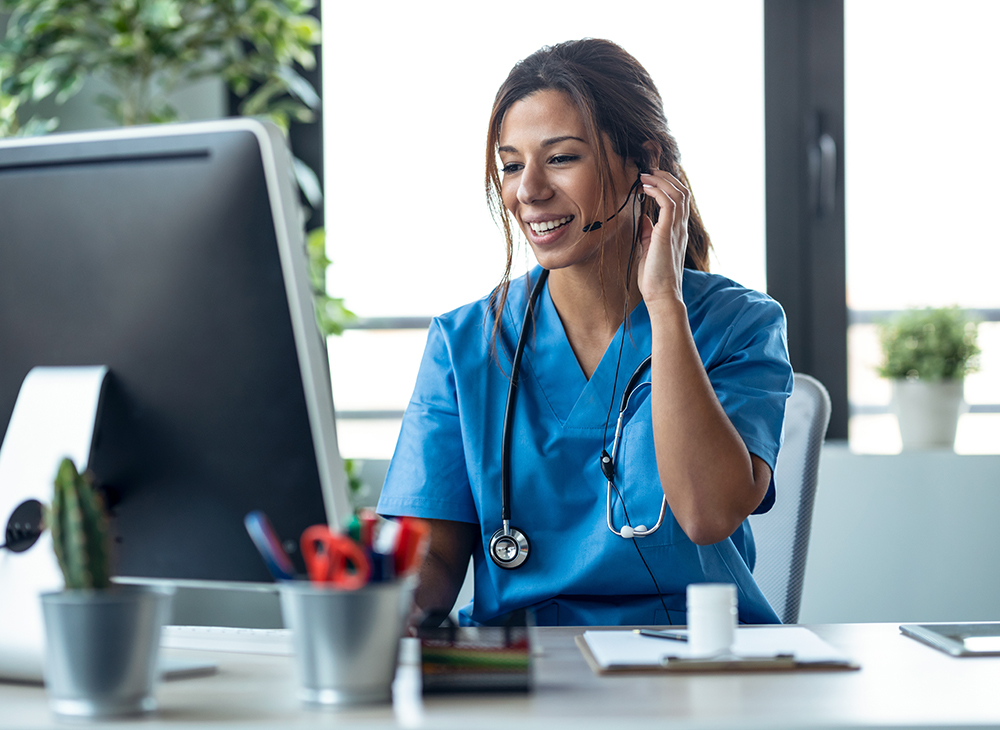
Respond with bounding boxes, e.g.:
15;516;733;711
581;174;646;233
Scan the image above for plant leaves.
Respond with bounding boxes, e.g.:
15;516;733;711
876;307;981;381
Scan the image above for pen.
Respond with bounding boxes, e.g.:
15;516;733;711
358;508;379;548
635;629;688;642
244;510;297;581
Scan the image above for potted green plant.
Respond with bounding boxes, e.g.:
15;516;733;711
40;458;173;718
877;306;981;450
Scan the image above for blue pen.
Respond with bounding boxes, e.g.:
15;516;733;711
363;514;395;583
244;510;296;580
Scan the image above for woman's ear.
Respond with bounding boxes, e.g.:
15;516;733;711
639;141;662;172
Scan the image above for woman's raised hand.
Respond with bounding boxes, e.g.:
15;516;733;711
636;169;691;305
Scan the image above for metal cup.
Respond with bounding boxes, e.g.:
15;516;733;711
40;584;174;718
279;579;413;707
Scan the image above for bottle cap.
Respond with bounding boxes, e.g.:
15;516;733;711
686;583;737;609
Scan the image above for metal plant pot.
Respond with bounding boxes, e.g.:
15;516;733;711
40;584;173;718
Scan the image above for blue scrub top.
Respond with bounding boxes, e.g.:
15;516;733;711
378;267;793;627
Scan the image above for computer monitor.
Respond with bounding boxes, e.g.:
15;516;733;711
0;120;351;585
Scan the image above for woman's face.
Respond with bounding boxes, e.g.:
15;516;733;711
498;89;636;273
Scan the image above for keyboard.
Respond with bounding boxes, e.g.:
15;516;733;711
162;625;293;656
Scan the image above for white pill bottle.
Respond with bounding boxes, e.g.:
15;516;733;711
686;583;737;657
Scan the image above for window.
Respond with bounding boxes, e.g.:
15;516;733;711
323;1;765;459
845;0;1000;453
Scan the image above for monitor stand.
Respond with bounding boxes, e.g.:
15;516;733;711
0;367;285;684
0;366;109;682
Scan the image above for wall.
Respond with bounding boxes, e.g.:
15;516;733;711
17;75;226;133
798;444;1000;624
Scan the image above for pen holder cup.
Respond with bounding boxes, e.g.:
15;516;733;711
279;579;414;707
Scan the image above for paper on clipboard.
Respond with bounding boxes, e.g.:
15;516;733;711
578;627;858;673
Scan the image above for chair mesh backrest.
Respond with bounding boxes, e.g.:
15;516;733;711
747;373;831;624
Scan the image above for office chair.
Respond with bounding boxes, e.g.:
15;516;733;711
747;373;831;624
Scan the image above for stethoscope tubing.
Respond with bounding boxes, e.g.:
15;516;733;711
495;177;656;564
604;356;668;538
499;269;550;528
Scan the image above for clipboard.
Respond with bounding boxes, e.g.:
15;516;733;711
577;627;859;674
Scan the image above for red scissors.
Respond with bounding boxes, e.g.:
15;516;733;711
300;525;371;589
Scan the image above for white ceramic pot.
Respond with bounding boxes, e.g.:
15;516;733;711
890;379;967;450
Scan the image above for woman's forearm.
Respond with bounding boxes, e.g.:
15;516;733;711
412;518;476;616
646;298;770;545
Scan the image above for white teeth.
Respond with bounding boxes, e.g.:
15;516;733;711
529;216;572;233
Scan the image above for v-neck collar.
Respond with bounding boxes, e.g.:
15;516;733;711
518;270;653;429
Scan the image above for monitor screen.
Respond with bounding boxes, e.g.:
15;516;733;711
0;120;350;584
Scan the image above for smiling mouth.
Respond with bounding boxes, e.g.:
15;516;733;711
528;216;574;235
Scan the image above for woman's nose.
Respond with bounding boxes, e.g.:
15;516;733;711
516;162;552;205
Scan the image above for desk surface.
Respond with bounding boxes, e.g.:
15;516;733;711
2;623;998;729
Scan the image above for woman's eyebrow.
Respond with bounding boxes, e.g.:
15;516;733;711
541;135;587;147
498;135;588;154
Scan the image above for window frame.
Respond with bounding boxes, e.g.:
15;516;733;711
764;0;848;439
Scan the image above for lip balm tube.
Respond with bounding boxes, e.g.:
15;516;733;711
686;583;737;657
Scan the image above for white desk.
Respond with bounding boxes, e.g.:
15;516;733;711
2;624;998;729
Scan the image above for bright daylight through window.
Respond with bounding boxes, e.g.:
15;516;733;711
845;0;1000;454
323;1;765;460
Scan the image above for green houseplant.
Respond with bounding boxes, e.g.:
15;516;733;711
877;306;981;450
307;227;356;338
0;0;320;128
41;458;173;718
0;0;322;202
1;48;55;135
47;458;113;591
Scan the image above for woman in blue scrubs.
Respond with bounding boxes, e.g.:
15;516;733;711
377;39;793;626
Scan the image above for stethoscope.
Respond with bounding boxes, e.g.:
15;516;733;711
488;268;667;570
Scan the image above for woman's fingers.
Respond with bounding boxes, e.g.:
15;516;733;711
636;169;690;302
640;170;689;255
641;169;690;231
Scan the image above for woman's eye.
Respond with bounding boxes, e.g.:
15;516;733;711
550;154;578;165
501;162;523;174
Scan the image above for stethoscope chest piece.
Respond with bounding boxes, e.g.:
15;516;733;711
489;526;530;569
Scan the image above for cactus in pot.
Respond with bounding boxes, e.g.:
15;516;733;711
40;457;173;718
46;458;112;590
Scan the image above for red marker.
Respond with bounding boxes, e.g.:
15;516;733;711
393;517;430;576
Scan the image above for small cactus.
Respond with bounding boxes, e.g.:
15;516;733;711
47;458;112;590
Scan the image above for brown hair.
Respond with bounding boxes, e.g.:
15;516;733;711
485;39;712;344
